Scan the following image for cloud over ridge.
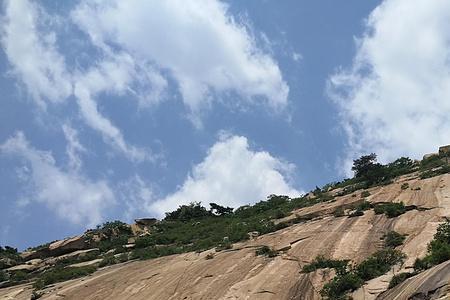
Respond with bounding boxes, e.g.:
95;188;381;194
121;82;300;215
148;134;301;217
329;0;450;167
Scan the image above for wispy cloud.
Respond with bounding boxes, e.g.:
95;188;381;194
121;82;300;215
1;0;152;162
0;132;115;228
72;0;289;126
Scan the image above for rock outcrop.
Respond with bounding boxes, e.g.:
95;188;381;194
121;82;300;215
1;172;450;299
20;235;88;261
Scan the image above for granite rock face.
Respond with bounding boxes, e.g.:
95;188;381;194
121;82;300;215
2;173;450;299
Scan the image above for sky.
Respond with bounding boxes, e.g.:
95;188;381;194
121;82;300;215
1;0;450;250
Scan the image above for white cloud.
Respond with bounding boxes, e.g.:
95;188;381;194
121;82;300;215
62;124;86;171
0;0;72;108
0;132;115;227
149;135;301;217
329;0;450;167
71;0;289;120
118;175;156;221
1;0;152;162
292;52;302;62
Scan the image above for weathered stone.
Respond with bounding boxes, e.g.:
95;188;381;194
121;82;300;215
5;258;44;273
247;231;260;240
21;235;89;261
0;258;17;269
134;218;158;226
48;235;88;256
68;259;102;268
423;152;439;160
46;249;100;265
439;145;450;156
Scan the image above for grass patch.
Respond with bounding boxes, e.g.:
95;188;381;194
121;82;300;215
33;266;97;290
420;165;450;179
383;231;406;248
333;207;345;217
320;248;406;299
388;272;414;289
361;191;371;198
302;255;348;273
414;220;450;272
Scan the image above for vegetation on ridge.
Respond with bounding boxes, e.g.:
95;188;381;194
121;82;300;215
1;151;450;295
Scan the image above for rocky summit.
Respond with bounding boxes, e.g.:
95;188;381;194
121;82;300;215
2;149;450;299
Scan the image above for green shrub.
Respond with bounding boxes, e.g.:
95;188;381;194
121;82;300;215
355;249;406;281
413;220;450;272
401;183;409;190
135;236;156;249
165;202;212;221
272;209;288;219
321;273;364;300
117;253;129;263
131;245;183;260
33;266;97;290
0;270;8;282
388;272;414;289
302;255;348;274
98;254;117;268
361;191;371;198
384;231;406;248
420;155;446;170
0;246;22;265
255;246;278;258
97;235;129;253
10;270;28;282
356;201;371;211
321;248;406;299
209;203;233;216
216;241;233;252
374;202;406;218
420;165;450;179
333;207;345;217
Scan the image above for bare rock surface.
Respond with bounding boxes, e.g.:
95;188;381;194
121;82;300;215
2;174;450;300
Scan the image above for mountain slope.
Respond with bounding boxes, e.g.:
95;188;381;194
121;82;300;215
1;170;450;300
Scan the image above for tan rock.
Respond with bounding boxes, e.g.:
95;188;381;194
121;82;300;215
2;173;450;300
68;259;102;268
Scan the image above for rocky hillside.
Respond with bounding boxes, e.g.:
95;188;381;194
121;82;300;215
1;149;450;299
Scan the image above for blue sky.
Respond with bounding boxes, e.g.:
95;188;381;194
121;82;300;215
2;0;450;250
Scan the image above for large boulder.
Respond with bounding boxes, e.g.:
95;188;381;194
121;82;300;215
21;235;89;261
6;259;43;273
131;218;158;236
134;218;158;226
439;145;450;156
423;152;438;160
48;235;89;256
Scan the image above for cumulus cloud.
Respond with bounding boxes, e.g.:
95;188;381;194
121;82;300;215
329;0;450;168
0;132;115;227
149;135;301;217
71;0;289;121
